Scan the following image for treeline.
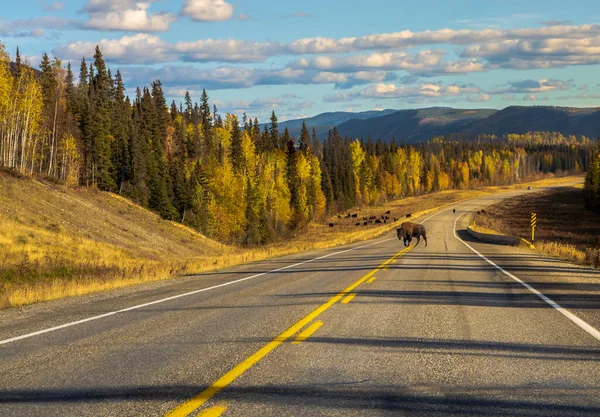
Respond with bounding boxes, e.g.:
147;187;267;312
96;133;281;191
0;43;597;244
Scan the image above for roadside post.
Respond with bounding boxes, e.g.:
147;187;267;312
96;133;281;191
531;213;536;242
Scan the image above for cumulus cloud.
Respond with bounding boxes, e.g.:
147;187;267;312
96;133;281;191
50;22;600;72
461;36;600;69
54;35;284;64
293;50;486;76
287;25;600;55
176;39;283;62
182;0;234;22
80;0;176;32
489;78;576;94
0;16;69;37
54;34;174;64
323;82;481;102
119;65;394;91
121;65;308;90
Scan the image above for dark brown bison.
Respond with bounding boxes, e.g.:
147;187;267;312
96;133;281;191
396;222;427;247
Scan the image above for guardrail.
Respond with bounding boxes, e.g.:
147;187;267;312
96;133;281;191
467;226;534;248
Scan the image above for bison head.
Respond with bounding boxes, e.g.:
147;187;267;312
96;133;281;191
396;227;406;240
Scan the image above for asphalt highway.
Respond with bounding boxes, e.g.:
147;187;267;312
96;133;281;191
1;188;600;416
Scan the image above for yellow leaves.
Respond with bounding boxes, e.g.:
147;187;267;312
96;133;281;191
459;161;470;189
381;171;400;198
350;139;365;174
60;133;80;187
207;158;246;242
241;130;256;176
214;127;231;154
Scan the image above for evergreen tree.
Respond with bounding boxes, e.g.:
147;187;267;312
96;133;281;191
584;138;600;213
200;89;212;159
244;176;262;245
299;121;310;153
110;70;131;191
88;46;116;190
229;115;244;173
269;110;279;150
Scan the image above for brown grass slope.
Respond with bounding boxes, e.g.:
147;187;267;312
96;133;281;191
0;171;231;307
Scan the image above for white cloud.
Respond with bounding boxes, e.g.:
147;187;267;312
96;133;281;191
293;50;486;76
176;39;283;62
489;78;576;94
80;0;176;32
182;0;234;22
0;16;69;37
288;25;600;54
323;82;482;102
523;94;537;101
83;10;176;32
312;72;348;83
119;65;393;91
54;34;173;64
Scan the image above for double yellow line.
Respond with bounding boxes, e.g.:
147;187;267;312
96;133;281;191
165;245;412;417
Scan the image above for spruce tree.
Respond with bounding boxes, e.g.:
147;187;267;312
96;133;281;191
200;89;212;159
88;46;116;190
269;110;279;150
299;121;310;153
584;138;600;213
229;115;244;173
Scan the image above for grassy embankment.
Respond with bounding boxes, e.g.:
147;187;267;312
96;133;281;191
473;184;600;267
0;170;584;309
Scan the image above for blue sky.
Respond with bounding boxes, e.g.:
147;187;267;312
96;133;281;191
2;0;600;121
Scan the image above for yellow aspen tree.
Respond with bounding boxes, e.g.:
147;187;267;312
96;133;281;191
307;152;326;221
349;139;365;203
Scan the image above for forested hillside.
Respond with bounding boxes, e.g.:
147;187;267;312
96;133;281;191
0;43;597;245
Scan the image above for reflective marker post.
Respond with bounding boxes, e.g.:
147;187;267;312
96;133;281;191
531;212;537;242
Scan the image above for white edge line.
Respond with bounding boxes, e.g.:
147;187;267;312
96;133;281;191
453;210;600;342
0;238;395;346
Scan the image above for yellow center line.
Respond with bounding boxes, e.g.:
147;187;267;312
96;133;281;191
367;276;376;283
165;245;412;417
341;293;356;304
292;320;323;344
197;403;228;417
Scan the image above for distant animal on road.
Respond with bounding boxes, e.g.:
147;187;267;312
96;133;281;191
396;222;428;247
453;208;456;214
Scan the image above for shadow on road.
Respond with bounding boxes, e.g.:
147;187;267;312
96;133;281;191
2;382;600;416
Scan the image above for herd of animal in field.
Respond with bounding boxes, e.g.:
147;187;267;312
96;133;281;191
327;210;429;248
328;210;409;228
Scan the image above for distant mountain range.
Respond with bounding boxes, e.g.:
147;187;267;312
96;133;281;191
278;106;600;143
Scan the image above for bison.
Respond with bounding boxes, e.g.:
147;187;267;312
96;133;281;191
396;222;428;247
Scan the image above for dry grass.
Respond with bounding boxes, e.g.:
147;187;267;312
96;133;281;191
473;185;600;267
0;170;587;308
